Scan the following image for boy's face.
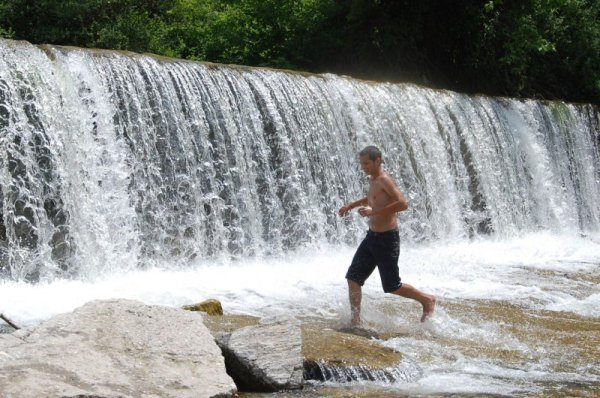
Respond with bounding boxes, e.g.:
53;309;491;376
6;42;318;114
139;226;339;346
359;155;381;175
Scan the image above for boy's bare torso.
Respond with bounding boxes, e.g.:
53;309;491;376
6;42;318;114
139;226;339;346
367;173;399;232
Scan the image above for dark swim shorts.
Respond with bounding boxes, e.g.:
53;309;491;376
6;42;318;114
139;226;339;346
345;229;402;293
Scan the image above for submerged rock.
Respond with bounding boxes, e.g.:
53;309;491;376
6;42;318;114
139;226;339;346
0;299;237;398
182;298;224;315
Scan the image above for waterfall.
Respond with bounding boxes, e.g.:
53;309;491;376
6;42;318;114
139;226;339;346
1;39;599;281
304;359;423;384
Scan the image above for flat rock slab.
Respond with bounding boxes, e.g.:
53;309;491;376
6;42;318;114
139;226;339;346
302;324;422;383
336;325;382;340
0;299;237;398
302;325;400;368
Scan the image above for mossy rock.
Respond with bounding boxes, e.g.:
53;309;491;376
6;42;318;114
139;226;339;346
182;299;224;315
302;325;400;368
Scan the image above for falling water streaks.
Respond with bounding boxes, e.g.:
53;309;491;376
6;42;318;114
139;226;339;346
0;40;598;283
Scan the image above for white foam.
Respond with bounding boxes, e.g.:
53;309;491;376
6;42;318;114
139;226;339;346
1;231;598;327
545;293;600;317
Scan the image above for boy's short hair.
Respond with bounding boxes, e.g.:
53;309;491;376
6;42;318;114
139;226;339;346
359;145;382;161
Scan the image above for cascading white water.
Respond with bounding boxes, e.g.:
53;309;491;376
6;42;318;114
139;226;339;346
1;40;598;281
1;39;600;397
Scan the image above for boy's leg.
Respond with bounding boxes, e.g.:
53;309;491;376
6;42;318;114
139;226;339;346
347;279;362;326
345;235;376;327
391;284;436;322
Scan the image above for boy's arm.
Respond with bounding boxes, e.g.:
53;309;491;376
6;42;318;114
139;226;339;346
338;196;368;217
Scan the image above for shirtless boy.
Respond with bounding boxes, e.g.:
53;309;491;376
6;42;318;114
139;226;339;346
338;145;436;324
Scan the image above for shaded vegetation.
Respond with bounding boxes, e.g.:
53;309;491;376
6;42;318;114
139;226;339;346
0;0;598;103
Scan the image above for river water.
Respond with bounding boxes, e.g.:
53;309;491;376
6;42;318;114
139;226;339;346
0;39;599;397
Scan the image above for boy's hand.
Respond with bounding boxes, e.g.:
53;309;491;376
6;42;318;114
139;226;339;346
338;205;352;217
358;206;373;217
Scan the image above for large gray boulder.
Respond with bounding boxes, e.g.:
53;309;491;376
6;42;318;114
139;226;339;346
0;299;237;398
217;315;303;392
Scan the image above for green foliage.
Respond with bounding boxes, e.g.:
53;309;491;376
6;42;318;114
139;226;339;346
0;0;598;103
0;26;14;39
473;0;600;101
0;0;175;52
0;1;14;39
161;0;339;69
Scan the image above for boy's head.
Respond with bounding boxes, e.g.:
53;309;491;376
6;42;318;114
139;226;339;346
359;146;382;175
359;145;382;161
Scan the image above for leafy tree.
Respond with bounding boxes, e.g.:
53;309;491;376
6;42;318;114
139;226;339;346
161;0;339;69
0;0;174;52
319;0;600;102
470;0;600;101
0;0;597;103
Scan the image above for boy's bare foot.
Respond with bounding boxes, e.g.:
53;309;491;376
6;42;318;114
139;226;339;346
421;295;436;322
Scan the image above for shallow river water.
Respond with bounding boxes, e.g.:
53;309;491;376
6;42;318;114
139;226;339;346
2;231;599;397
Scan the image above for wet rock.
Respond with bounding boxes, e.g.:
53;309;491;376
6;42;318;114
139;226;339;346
205;315;422;387
301;324;422;383
202;314;260;340
0;299;237;398
182;298;224;315
217;315;303;392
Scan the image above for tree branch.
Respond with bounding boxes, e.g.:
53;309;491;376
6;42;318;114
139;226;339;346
0;313;20;330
